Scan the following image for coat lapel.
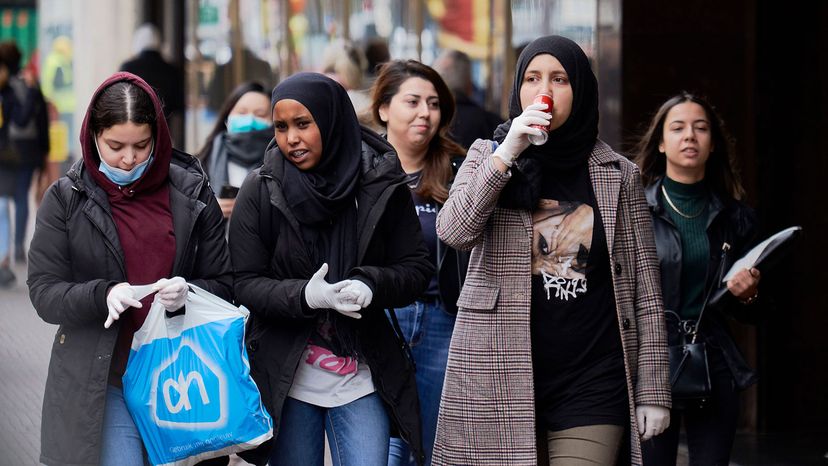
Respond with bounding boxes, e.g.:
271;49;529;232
588;141;621;256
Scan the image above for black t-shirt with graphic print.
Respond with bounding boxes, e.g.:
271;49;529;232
408;171;439;297
529;163;628;431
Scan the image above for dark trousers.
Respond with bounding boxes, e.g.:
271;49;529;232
13;165;34;250
641;348;739;466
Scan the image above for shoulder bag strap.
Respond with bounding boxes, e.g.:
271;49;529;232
691;242;731;343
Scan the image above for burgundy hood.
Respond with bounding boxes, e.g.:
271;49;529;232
80;72;173;195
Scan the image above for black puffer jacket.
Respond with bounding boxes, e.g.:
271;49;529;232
229;128;433;465
28;151;233;466
645;177;760;390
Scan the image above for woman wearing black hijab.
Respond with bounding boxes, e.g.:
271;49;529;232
432;36;671;465
228;72;433;466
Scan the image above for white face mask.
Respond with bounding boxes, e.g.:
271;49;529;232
96;138;155;186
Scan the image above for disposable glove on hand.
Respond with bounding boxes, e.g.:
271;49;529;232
492;102;552;167
104;283;142;329
636;404;671;441
153;276;188;311
340;280;373;309
304;263;362;317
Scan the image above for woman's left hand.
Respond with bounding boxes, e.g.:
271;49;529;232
727;267;760;301
636;404;670;441
153;276;189;311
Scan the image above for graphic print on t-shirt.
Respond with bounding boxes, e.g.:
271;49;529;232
532;199;594;301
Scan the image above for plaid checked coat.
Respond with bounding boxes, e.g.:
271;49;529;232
432;139;671;465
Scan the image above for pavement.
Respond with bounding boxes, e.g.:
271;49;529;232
0;259;54;466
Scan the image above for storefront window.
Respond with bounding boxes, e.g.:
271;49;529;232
184;0;622;151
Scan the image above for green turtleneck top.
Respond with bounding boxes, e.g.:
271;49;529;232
662;177;710;319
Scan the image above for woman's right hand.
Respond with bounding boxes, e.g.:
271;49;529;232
492;102;551;170
104;283;142;328
304;263;362;317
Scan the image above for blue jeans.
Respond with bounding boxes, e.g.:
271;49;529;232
13;165;35;250
100;385;148;466
387;299;456;466
269;393;390;466
0;196;11;262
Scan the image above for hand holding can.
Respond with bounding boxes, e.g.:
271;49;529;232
528;94;553;146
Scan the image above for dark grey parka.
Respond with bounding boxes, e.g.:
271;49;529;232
28;150;232;466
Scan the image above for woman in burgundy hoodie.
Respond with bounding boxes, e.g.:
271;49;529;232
27;72;232;466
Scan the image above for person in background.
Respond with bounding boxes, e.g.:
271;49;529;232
370;59;468;466
432;49;502;149
362;37;391;86
35;101;67;205
228;72;432;466
206;47;275;114
634;92;761;466
0;44;38;287
0;41;50;265
321;38;374;124
27;72;232;466
197;81;272;219
432;36;671;465
120;23;185;147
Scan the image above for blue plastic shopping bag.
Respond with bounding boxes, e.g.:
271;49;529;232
123;284;273;466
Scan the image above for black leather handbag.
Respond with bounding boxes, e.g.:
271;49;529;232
668;334;712;406
667;243;730;408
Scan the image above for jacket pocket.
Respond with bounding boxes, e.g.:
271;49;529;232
455;283;499;313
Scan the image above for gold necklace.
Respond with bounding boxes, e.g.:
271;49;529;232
661;185;705;219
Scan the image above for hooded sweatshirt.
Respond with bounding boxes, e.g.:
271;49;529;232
80;72;176;383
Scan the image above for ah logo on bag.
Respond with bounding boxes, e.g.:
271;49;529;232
150;338;229;429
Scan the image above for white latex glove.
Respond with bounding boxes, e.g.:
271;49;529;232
636;404;671;441
104;283;142;329
340;280;373;309
153;276;189;311
304;264;362;318
492;102;552;167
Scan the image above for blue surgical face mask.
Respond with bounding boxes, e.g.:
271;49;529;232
226;114;272;134
96;138;155;186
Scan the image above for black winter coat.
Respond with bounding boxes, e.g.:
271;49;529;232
229;129;434;465
28;150;233;466
645;178;760;391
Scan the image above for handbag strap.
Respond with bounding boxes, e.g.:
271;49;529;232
690;242;731;343
387;307;417;370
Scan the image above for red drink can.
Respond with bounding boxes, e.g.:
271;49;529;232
528;94;553;145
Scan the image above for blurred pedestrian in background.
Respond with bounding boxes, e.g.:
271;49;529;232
0;41;39;287
362;37;391;87
432;35;671;465
432;49;502;149
370;59;468;466
197;81;272;219
634;92;761;466
27;72;232;466
322;38;373;120
120;23;185;147
0;41;49;266
228;72;432;466
207;47;274;114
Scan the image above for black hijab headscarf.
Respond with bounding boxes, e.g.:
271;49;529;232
494;35;600;209
273;72;362;229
